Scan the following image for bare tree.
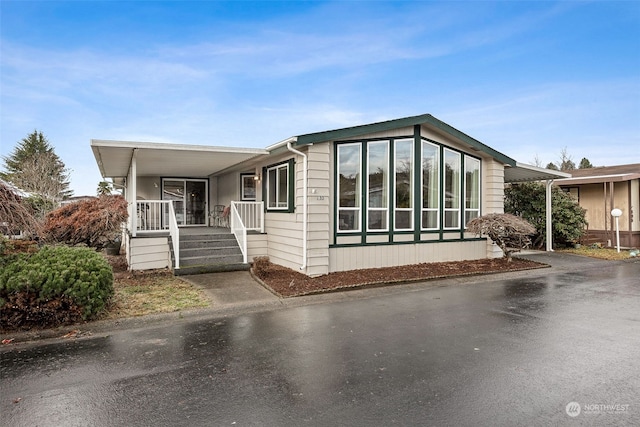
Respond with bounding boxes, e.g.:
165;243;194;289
10;152;71;216
0;181;40;238
467;213;536;262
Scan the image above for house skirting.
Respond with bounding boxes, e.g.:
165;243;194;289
328;239;487;273
581;230;640;249
126;235;171;271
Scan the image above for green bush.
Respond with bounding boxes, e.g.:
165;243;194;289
0;246;114;323
505;182;587;248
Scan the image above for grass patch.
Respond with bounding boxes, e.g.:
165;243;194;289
102;270;210;320
558;246;635;261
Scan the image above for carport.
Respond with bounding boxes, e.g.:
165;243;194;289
504;163;571;251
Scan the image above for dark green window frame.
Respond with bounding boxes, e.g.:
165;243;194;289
333;130;482;244
263;159;295;213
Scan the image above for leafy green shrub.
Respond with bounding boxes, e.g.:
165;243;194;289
0;246;114;328
505;182;587;248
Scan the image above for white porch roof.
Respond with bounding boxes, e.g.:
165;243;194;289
91;139;269;179
504;162;571;183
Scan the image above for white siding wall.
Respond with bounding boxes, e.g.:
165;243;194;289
128;236;170;270
247;233;268;260
329;240;487;273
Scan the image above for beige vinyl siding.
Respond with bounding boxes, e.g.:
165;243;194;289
329;240;486;272
483;159;505;215
579;182;631;232
349;126;414;140
366;235;389;243
247;233;268;261
264;212;303;270
128;236;170;270
305;144;331;276
216;172;240;208
483;158;505;258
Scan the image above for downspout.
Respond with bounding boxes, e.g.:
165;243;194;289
287;140;307;271
131;149;138;237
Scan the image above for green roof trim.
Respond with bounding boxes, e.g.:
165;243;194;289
295;113;516;166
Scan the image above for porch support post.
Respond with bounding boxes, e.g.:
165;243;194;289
131;149;138;237
545;179;553;252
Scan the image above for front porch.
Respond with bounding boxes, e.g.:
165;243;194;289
128;200;265;274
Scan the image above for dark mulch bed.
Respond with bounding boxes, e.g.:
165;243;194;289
254;257;548;298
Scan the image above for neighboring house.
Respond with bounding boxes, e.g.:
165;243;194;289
59;195;97;206
555;164;640;248
91;113;567;276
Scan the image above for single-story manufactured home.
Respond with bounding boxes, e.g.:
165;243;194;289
91;113;568;276
555;163;640;248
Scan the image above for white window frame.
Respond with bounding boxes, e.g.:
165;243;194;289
337;143;362;233
394;139;414;231
443;148;461;230
464;155;481;228
266;162;289;210
366;140;389;232
421;140;440;231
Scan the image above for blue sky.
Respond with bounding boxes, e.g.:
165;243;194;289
1;1;639;196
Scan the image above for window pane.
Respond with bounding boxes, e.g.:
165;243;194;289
465;157;480;209
395;139;413;210
465;210;479;225
339;210;359;231
395;210;412;229
445;210;459;228
338;144;360;208
368;141;388;208
268;168;277;208
422;210;438;229
278;165;288;207
444;149;460;209
368;210;386;230
422;141;439;209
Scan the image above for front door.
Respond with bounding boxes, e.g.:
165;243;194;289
162;179;208;226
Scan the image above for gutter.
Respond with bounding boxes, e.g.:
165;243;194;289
286;139;307;271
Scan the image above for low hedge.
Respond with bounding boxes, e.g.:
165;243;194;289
0;246;114;327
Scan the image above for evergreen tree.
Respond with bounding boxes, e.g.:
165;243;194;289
1;130;72;203
579;157;594;169
545;162;559;171
97;181;113;196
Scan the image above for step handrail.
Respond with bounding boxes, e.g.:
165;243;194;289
230;202;247;264
167;201;180;269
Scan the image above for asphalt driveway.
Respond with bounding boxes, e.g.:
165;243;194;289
1;253;639;426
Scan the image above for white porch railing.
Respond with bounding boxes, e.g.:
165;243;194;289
230;203;247;264
167;202;180;270
134;200;179;269
230;201;264;264
231;201;264;233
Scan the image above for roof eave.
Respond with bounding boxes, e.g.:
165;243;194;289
294;113;516;166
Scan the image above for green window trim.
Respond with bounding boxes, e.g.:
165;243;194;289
333;136;481;243
263;159;295;213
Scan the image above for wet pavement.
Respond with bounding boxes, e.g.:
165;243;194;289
1;254;639;426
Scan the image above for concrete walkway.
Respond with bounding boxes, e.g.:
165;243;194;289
179;270;280;310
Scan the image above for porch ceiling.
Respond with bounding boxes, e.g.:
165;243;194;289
504;162;571;183
91;140;268;179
